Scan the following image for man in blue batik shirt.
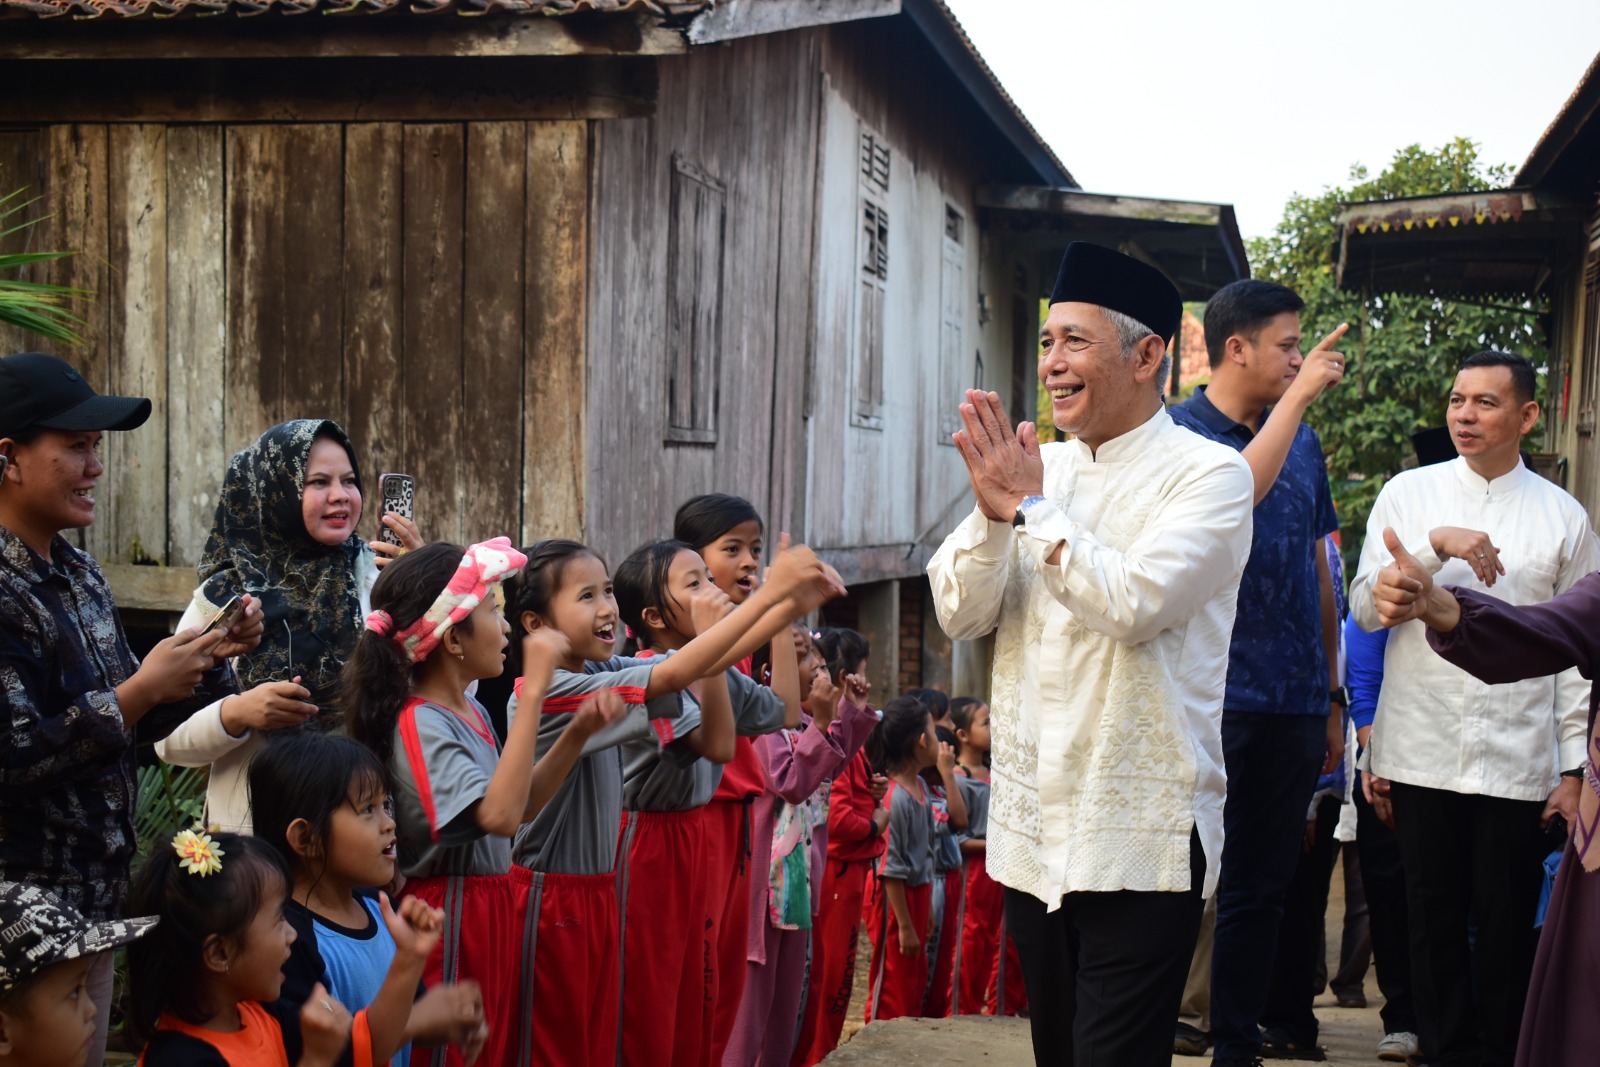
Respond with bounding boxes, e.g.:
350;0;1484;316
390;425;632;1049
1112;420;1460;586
1167;281;1347;1066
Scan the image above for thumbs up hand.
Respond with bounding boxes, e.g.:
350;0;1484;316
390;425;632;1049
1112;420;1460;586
1372;528;1436;628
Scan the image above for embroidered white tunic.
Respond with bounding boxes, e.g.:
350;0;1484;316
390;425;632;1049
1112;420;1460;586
927;409;1253;907
1347;457;1598;800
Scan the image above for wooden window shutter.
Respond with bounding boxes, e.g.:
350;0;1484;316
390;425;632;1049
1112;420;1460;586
938;206;965;441
1579;250;1600;437
855;197;888;425
666;155;727;444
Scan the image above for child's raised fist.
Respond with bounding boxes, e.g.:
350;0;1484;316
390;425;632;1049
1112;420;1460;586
379;891;445;962
298;983;354;1067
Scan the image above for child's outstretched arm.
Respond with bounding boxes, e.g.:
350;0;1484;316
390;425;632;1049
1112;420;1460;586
767;629;803;729
647;537;842;697
524;689;626;814
678;585;738;763
478;629;623;834
363;894;445;1066
681;670;736;764
407;980;488;1065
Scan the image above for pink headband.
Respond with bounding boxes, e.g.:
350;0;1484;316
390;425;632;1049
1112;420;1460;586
364;537;526;664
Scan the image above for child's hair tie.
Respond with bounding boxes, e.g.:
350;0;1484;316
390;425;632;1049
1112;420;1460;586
365;609;395;637
172;826;225;877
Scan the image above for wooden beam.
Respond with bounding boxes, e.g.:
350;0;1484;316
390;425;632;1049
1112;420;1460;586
816;543;934;587
979;184;1226;228
0;56;657;123
102;563;195;614
0;11;685;61
687;0;899;44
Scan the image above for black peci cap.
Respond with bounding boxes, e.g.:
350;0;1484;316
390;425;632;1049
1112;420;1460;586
0;352;151;439
1048;242;1183;345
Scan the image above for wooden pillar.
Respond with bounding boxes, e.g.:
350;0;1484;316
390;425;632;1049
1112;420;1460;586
854;578;900;700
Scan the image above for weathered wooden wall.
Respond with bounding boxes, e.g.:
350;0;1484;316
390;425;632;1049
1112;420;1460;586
585;29;822;566
0;120;587;575
804;21;1032;572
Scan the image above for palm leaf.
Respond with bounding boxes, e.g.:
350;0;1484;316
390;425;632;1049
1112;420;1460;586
133;763;210;869
0;182;88;346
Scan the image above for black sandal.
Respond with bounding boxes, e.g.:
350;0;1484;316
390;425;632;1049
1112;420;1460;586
1259;1029;1327;1061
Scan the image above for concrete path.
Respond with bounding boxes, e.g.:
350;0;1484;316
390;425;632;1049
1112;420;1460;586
824;995;1401;1065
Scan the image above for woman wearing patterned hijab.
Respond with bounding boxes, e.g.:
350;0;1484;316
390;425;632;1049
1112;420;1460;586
155;419;420;832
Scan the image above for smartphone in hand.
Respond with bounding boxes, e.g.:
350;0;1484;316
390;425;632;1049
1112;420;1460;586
203;594;247;634
378;473;415;547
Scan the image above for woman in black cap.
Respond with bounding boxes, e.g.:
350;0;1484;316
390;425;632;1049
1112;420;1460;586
0;351;254;1066
155;419;422;834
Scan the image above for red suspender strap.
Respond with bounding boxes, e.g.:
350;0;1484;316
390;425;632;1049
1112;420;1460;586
398;699;442;843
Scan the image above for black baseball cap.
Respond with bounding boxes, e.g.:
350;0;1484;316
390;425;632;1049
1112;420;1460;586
0;352;152;439
0;881;158;999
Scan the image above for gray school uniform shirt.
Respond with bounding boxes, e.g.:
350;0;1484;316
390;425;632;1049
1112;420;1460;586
954;772;990;842
931;786;962;874
620;655;789;812
509;657;695;875
881;778;937;887
391;696;513;880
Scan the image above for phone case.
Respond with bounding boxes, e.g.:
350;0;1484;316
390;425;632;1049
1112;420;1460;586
378;474;415;547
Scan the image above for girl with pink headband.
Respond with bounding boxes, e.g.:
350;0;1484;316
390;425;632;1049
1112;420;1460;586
344;538;623;1067
496;534;843;1067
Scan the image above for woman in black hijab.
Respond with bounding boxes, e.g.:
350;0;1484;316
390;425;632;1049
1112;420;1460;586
156;419;420;830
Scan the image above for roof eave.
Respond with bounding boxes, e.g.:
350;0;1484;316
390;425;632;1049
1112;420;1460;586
900;0;1075;188
1516;49;1600;188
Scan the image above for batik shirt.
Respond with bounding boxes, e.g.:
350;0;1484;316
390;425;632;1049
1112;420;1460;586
1169;386;1340;716
0;527;233;920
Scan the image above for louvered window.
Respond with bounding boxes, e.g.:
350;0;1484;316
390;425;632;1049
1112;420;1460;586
860;130;890;193
665;155;726;444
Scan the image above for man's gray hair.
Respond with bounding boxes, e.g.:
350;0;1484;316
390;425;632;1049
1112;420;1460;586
1103;307;1171;394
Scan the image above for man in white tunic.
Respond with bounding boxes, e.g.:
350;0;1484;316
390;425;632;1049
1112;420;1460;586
1349;349;1596;1067
928;242;1254;1066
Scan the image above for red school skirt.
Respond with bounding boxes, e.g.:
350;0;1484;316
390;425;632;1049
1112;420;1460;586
702;797;753;1064
952;853;1003;1015
616;808;711;1067
924;867;963;1017
405;868;536;1067
792;856;873;1067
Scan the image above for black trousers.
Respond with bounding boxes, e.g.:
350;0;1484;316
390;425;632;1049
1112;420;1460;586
1390;782;1545;1067
1354;773;1417;1036
1004;832;1205;1066
1261;793;1343;1045
1210;712;1328;1060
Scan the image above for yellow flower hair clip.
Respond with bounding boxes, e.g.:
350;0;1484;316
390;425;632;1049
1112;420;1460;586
172;827;225;877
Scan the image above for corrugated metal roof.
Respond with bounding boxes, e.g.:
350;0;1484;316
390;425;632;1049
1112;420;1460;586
0;0;701;18
915;0;1074;188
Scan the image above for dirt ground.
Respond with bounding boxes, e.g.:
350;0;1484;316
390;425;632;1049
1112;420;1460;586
825;851;1399;1066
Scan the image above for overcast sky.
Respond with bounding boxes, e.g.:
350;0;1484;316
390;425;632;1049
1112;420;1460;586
944;0;1600;240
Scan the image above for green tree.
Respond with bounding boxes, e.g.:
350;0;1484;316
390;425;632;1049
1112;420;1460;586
1249;138;1540;569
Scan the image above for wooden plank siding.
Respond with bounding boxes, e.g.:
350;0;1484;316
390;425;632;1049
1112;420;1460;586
585;29;823;566
2;119;591;589
802;22;1030;570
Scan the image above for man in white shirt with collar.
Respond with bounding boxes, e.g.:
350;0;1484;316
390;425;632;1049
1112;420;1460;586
928;241;1254;1067
1349;349;1595;1067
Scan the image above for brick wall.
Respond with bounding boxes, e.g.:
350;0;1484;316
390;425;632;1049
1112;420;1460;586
898;578;923;695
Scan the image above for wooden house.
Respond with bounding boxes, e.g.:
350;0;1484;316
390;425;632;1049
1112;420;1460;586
0;0;1248;697
1335;51;1600;523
